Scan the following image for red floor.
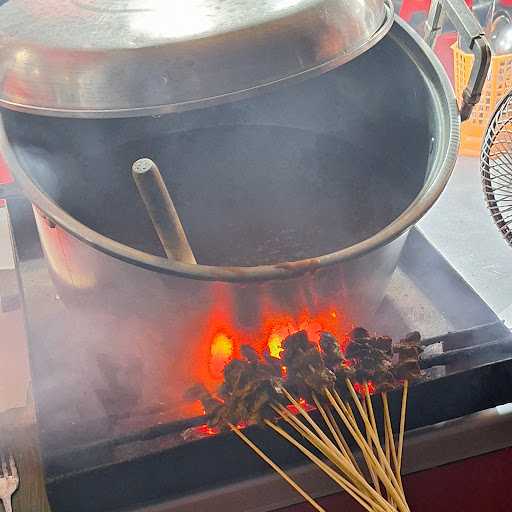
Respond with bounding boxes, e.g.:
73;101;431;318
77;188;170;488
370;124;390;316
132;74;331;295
279;448;512;512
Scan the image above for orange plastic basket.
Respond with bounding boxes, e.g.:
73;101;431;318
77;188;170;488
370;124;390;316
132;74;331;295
453;43;512;156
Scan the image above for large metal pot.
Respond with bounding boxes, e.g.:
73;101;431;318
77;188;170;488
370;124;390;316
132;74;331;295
1;17;463;424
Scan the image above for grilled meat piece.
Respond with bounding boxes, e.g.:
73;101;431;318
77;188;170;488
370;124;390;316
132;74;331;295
393;360;422;381
349;327;370;340
184;384;225;423
241;344;260;364
393;331;424;382
374;336;393;354
319;332;344;370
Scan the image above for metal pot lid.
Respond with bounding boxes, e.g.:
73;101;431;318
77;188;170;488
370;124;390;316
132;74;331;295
0;0;393;118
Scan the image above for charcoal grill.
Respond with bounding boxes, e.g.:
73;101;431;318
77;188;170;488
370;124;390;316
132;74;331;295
0;0;507;511
3;198;511;511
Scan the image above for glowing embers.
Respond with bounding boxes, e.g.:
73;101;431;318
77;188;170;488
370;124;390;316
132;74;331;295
264;310;343;363
209;332;234;379
207;309;346;380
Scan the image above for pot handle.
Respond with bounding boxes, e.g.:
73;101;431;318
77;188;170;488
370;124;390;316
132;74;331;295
425;0;492;121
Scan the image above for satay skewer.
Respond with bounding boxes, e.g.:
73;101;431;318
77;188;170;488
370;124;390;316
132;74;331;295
397;379;409;473
275;399;395;512
326;389;409;512
188;328;420;512
344;381;410;511
362;399;381;492
381;392;402;491
265;418;395;512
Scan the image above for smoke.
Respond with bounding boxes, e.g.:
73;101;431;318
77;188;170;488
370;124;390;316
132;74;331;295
0;24;443;481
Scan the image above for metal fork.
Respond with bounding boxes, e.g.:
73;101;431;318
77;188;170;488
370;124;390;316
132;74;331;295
0;455;19;512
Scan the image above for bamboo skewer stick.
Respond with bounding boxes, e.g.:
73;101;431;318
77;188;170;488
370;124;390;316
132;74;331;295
229;423;327;512
362;399;381;493
265;420;395;512
345;379;409;509
326;389;409;512
310;396;375;501
332;388;409;512
273;404;353;478
275;407;356;480
397;380;409;473
313;396;350;459
272;404;395;512
384;429;390;467
381;392;402;492
364;386;381;457
132;158;197;263
384;422;393;506
325;406;362;474
267;419;391;512
312;395;360;474
281;388;347;463
365;384;391;489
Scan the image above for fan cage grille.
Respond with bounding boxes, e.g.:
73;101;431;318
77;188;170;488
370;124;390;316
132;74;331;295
481;92;512;246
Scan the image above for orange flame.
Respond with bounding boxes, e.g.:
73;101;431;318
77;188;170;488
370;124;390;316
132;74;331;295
188;283;351;414
202;307;348;386
209;332;234;379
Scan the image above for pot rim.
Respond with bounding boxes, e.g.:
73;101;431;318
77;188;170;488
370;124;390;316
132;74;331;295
0;17;460;283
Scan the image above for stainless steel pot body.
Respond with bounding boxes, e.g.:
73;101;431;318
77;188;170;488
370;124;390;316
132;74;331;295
1;18;459;428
